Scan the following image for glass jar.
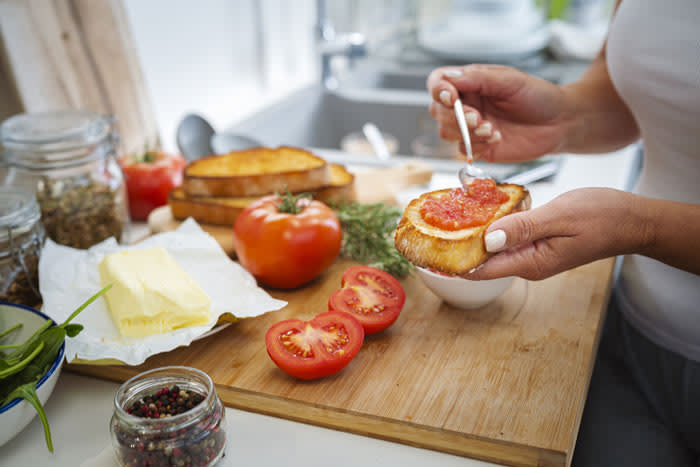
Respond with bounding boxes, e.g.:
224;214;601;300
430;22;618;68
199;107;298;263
0;110;129;249
0;188;45;307
110;366;227;467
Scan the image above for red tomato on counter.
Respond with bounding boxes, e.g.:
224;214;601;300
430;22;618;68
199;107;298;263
265;311;365;380
232;195;342;289
119;150;187;220
328;266;406;334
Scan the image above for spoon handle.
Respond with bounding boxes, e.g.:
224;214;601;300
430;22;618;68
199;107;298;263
453;99;474;165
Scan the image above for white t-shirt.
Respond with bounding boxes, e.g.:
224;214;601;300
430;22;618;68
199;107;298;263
606;0;700;361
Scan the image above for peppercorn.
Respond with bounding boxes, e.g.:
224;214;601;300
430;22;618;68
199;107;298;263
125;385;206;419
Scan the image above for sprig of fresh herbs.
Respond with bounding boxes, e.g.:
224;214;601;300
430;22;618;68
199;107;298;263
0;285;111;452
331;201;413;278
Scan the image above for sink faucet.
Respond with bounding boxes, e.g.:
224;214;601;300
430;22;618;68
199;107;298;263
315;0;367;89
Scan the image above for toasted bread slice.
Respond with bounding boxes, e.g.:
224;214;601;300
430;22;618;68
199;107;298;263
393;183;530;275
182;146;330;197
170;164;356;225
169;188;256;225
314;163;356;204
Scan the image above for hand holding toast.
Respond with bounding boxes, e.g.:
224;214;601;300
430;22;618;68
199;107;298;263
426;64;569;164
466;188;650;281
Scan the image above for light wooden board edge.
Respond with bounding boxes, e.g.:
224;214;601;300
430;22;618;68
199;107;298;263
67;363;566;467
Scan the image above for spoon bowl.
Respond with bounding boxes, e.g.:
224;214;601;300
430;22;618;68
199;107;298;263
454;99;490;187
176;114;216;161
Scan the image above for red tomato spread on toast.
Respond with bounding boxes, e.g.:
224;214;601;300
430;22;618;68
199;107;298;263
419;179;509;231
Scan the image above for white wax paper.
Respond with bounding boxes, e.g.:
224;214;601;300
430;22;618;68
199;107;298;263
38;218;287;365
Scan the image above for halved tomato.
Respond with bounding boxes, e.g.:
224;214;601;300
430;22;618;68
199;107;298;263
265;311;364;380
328;266;406;335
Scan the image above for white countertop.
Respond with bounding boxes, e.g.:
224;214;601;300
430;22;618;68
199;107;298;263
1;146;640;467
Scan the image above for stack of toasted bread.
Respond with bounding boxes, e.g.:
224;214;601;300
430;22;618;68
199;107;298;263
169;146;356;226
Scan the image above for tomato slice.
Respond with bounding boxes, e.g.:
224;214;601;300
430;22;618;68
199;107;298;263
265;311;364;380
328;266;406;335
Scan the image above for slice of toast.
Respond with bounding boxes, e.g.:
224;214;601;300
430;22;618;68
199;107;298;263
314;163;356;204
182;146;330;197
169;188;257;226
170;164;356;225
393;183;530;275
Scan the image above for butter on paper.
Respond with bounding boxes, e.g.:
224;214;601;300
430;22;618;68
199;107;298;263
39;219;287;366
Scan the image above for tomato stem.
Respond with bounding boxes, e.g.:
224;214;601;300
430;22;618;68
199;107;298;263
276;189;312;214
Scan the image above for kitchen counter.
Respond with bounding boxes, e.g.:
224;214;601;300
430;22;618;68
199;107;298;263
1;146;641;467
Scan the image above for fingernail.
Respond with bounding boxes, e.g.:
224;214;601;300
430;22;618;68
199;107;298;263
474;122;493;137
444;69;462;78
487;130;502;144
485;229;506;252
465;112;478;128
439;90;451;106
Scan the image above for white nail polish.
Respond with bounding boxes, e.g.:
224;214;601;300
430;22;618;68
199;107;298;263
487;130;502;144
444;69;462;77
485;229;506;252
465;112;478;128
474;122;493;137
439;90;451;106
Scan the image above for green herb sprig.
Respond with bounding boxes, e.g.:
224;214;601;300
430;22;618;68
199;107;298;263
331;201;413;278
0;285;111;452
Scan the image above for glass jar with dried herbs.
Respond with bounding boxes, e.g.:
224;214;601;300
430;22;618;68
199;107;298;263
0;111;129;249
0;188;45;307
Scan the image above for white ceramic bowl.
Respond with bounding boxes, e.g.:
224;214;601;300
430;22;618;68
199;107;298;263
416;267;514;309
0;302;64;448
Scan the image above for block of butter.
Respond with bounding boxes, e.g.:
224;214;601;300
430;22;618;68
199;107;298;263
98;247;211;338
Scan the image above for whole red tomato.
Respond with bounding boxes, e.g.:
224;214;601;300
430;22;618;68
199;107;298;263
119;150;187;220
233;194;342;289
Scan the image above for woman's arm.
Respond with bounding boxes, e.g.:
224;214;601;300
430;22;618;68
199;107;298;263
560;44;641;154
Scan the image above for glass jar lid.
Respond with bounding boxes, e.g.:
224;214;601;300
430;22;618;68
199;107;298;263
0;188;41;243
1;110;110;149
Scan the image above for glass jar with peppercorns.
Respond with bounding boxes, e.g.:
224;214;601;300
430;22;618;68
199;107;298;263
110;366;227;467
0;110;129;249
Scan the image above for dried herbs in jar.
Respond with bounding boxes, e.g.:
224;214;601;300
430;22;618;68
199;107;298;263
36;176;124;249
0;111;130;250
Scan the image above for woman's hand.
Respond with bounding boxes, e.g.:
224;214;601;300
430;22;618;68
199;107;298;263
427;64;572;163
467;188;651;281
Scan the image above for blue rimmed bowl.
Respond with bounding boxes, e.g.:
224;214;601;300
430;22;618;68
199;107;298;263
0;302;64;447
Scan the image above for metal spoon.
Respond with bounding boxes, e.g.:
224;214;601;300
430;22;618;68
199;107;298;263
176;113;263;161
176;114;216;161
362;122;391;161
454;98;488;187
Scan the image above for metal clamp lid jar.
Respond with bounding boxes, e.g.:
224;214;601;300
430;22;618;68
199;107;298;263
0;188;45;307
0;110;130;249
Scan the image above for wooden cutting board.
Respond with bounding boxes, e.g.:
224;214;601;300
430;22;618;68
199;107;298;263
68;256;614;467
